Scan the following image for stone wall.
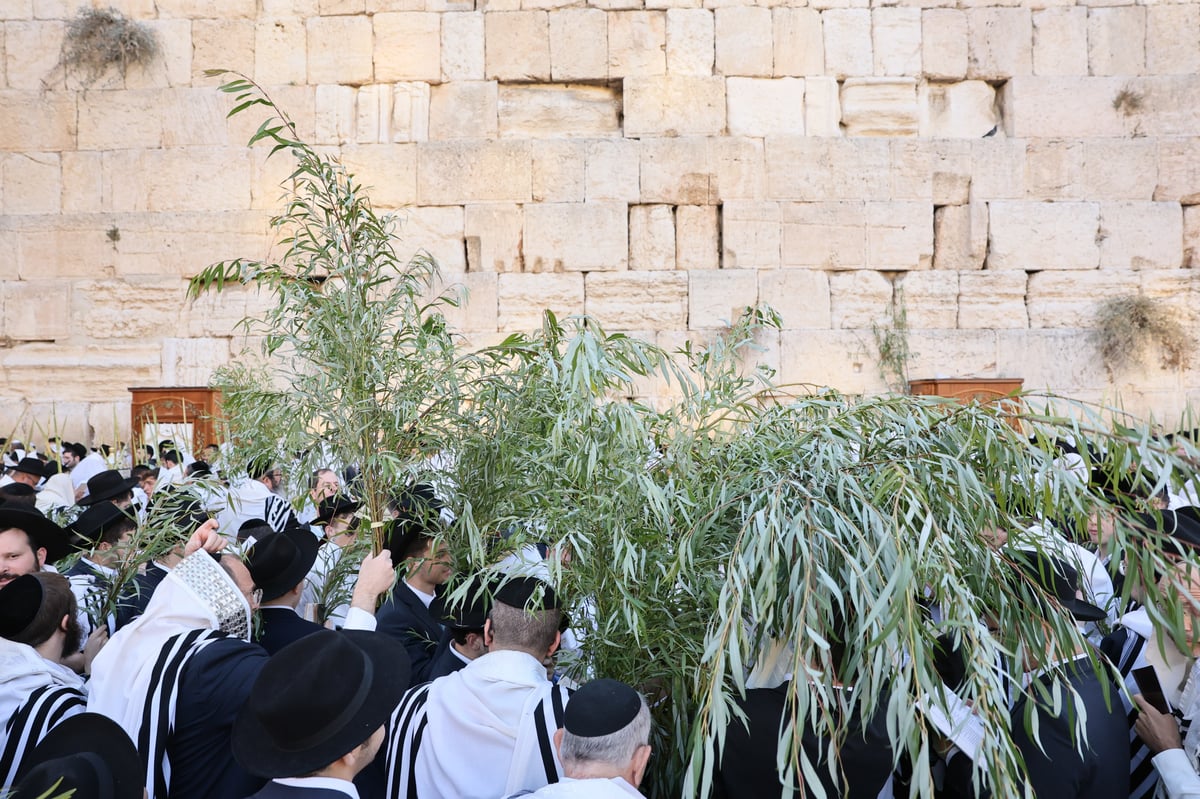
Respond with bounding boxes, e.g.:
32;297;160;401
2;0;1199;444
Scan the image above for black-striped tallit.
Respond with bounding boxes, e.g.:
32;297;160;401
0;683;87;787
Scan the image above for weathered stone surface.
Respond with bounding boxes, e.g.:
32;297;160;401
1186;206;1200;269
3;153;60;215
629;205;675;271
60;151;101;213
4;90;76;151
608;11;666;77
922;10;968;80
723;201;781;269
675;205;718;270
823;10;873;78
1146;6;1200;76
486;12;551;81
531;140;586;202
957;271;1028;329
689;270;758;328
430;81;498;139
418;141;531;204
781;202;863;269
727;78;805;137
766;138;890;200
586;139;640;202
967;9;1032;79
715;7;772;77
1141;271;1200;328
71;278;184;340
918;81;996;138
1024;139;1083;201
889;140;932;201
1123;76;1200;139
103;148;251;213
375;13;440;82
804;76;841;137
778;330;886;395
1032;8;1087;76
624;76;725;137
1156;139;1200;205
443;12;485;80
464;203;523;273
525;202;627;272
434;272;498;333
5;280;71;340
1098;202;1182;270
1078;140;1155;202
933;202;987;270
637;138;714;204
773;8;822;77
3;343;162;400
829;270;892;329
868;202;933;270
759;269;831;328
986;201;1100;270
904;330;1001;384
1002;76;1126;138
549;9;607;81
160;336;232;386
873;9;921;77
339;143;419;207
931;140;971;205
308;15;373;84
5;21;60;88
1026;270;1139;328
499;85;620;138
897;271;957;328
969;139;1026;201
76;90;164;150
665;9;713;76
1087;7;1145;77
497;273;584;330
127;19;191;89
389;82;432;142
402;206;466;273
708;137;766;201
254;16;307;85
585;272;688;329
841;78;918;136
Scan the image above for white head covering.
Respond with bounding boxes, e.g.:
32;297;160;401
35;473;75;514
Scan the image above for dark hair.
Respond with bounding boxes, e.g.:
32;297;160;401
0;484;37;507
96;514;138;548
66;443;88;459
452;627;485;646
186;460;211;477
131;464;153;480
247;456;277;482
8;573;78;652
162;450;180;466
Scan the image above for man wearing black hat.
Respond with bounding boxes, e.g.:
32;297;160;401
11;711;143;799
65;501;138;642
0;506;72;590
385;576;573;799
426;575;494;681
233;629;412;798
4;457;45;489
216;455;299;540
247;528;325;655
77;468;140;510
306;494;361;628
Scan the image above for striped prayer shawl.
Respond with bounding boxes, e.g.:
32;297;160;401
1106;627;1161;799
0;683;87;787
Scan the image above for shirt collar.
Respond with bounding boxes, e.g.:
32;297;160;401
273;776;359;798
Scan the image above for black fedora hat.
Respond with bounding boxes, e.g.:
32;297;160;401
317;493;361;525
9;457;45;478
77;469;140;507
431;575;498;630
1012;551;1107;623
69;502;136;549
385;484;446;560
233;629;412;778
13;712;143;799
0;574;43;640
246;527;321;603
0;507;71;565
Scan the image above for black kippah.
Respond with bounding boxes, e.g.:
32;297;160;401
0;574;43;640
563;679;642;737
494;577;560;612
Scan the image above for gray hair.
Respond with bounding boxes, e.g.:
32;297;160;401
559;694;651;769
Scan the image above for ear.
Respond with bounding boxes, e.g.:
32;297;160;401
59;614;71;633
546;630;561;658
35;547;46;569
553;728;564;756
483;619;495;648
630;744;652;788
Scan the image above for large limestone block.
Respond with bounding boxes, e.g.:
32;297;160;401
829;270;892;328
630;205;676;271
1156;139;1200;205
766;137;889;201
689;270;758;328
164;88;242;148
532;140;586;202
98;211;272;280
1026;270;1140;328
781;201;864;269
5;21;62;88
486;12;551;81
727;77;805;137
805;76;841;137
1146;6;1200;76
1141;271;1200;328
418;140;531;204
1002;76;1126;139
254;16;306;85
402;206;466;273
773;8;822;77
4;280;70;340
759;269;831;328
715;7;772;77
987;201;1100;270
129;19;191;89
676;205;719;270
3;343;161;400
465;203;523;272
390;82;432;143
549;9;607;80
918;81;996;138
585;272;688;329
708;137;765;201
1032;8;1087;76
969;139;1026;201
666;9;714;76
308;16;373;84
1087;7;1145;77
1082;140;1155;201
841;78;918;136
922;10;967;81
499;84;620;137
160;338;234;387
873;8;921;77
61;151;101;213
1187;206;1200;269
77;90;164;150
904;331;1001;384
967;9;1032;79
73;279;184;340
896;271;957;328
1125;76;1200;138
933;203;987;271
443;12;485;80
609;11;666;77
315;84;357;145
867;202;932;270
638;137;712;204
889;140;933;201
931;139;971;205
497;273;584;330
823;10;872;78
723;200;781;269
375;13;440;82
958;271;1028;329
156;0;255;17
104;148;251;213
430;81;498;139
2;153;60;215
339;143;419;207
778;330;887;395
1098;202;1183;270
1024;140;1083;201
525;202;627;272
624;75;725;136
434;272;498;333
585;139;640;202
186;285;251;338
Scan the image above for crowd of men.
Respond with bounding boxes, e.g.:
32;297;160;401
1;435;1200;798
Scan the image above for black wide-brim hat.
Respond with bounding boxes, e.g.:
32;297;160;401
0;507;72;565
10;457;45;478
233;629;412;778
1012;550;1107;623
246;526;321;602
13;712;143;799
317;493;361;525
77;469;140;506
70;502;136;549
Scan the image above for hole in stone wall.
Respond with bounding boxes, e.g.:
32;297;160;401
715;203;724;269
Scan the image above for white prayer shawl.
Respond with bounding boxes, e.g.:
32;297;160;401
387;650;571;799
1020;523;1117;637
70;452;107;493
215;478;293;540
524;777;643;798
0;639;87;787
36;473;77;515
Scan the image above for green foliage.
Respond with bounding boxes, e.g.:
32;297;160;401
871;286;912;392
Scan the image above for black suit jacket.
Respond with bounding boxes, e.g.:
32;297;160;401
243;781;353;798
256;607;326;655
115;563;169;628
426;636;470;681
375;584;444;683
